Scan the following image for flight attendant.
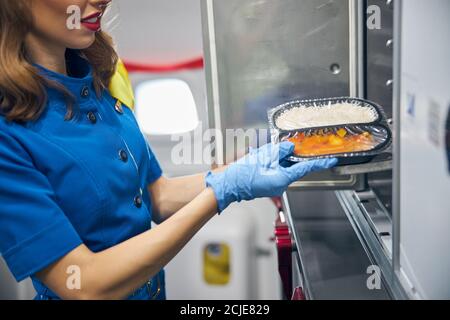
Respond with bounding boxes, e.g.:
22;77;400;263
0;0;336;300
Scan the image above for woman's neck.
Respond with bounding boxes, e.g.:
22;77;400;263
25;33;67;75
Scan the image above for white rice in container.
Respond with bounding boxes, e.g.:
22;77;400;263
275;101;378;130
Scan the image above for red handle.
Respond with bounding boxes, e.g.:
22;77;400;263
291;287;306;300
274;211;293;300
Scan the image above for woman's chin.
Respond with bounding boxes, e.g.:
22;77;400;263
67;34;96;50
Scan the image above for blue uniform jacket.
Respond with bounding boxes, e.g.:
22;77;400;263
0;52;165;300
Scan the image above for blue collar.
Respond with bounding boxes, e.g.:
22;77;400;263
34;51;97;109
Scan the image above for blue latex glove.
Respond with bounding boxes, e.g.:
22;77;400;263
205;142;338;213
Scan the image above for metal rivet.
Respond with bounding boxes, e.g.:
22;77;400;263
386;39;393;48
330;63;341;75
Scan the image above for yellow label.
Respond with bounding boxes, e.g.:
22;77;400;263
203;243;231;286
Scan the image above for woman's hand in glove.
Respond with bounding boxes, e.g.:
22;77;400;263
205;142;338;213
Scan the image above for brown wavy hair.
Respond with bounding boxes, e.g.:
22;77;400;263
0;0;119;122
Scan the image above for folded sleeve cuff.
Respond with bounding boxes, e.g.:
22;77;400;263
3;217;83;282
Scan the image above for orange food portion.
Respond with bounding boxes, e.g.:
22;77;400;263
288;129;376;157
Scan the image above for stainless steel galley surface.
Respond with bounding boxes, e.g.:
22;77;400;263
201;0;362;191
366;0;394;119
284;190;390;300
202;0;351;133
0;258;35;300
365;0;395;215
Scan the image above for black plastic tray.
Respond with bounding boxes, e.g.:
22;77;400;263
279;124;392;166
269;97;392;166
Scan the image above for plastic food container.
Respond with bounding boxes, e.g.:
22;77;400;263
268;97;392;165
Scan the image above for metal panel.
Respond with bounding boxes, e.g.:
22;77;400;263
365;0;394;216
202;0;351;162
397;0;450;299
0;258;35;299
365;0;394;119
284;190;390;300
335;191;408;300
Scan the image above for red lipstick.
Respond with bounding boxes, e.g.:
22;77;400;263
81;12;102;32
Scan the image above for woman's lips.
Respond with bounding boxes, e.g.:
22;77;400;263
81;12;102;32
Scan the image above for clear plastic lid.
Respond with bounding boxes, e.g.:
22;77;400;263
270;97;385;132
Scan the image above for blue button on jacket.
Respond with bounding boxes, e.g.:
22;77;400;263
0;52;165;300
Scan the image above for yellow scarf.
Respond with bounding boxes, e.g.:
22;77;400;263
108;59;135;111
